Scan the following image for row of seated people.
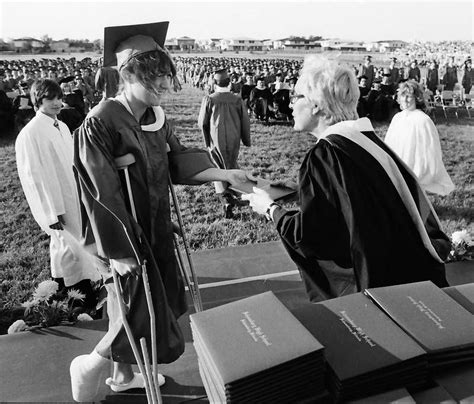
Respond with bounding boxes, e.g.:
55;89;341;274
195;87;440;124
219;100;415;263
1;82;87;137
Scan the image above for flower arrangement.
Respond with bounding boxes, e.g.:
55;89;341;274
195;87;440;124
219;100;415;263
447;229;474;262
7;280;93;334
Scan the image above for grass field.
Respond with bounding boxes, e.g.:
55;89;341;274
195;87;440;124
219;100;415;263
1;83;473;319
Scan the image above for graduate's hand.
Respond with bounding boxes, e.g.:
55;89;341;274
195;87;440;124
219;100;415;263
225;170;257;186
242;187;274;216
110;257;141;277
49;215;65;230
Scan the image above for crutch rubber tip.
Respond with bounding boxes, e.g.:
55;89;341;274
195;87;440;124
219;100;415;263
70;351;109;402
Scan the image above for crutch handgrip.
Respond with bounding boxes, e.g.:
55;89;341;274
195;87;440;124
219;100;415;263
115;153;136;170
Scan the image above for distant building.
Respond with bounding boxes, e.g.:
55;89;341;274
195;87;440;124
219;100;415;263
195;38;222;51
220;37;263;52
12;37;45;52
165;36;196;51
376;40;408;52
0;39;12;51
68;41;94;53
337;42;367;51
283;37;321;50
50;40;70;53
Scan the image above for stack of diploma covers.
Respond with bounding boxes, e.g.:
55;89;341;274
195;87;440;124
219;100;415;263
442;282;474;314
190;292;326;403
365;281;474;370
292;293;428;402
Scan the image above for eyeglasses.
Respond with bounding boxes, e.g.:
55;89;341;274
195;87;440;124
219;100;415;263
290;94;305;105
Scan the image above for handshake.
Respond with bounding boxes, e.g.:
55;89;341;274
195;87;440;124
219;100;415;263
230;177;298;217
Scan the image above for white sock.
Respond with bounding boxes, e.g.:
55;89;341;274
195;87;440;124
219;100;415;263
70;350;109;402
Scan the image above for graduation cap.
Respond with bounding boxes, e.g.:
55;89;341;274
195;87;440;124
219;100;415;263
390;57;398;62
364;55;372;61
103;21;169;69
213;68;230;86
59;76;75;85
213;67;228;78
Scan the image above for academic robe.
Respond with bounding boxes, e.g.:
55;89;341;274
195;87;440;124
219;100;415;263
443;66;458;91
358;64;375;89
15;111;100;286
272;118;450;302
198;88;251;193
427;68;439;94
249;87;273;119
73;96;215;364
384;109;455;196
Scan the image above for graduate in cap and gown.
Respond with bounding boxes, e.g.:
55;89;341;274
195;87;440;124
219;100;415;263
243;56;450;303
70;22;251;402
198;68;251;218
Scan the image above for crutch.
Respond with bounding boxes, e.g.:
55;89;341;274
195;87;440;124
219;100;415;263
114;153;161;404
168;175;203;312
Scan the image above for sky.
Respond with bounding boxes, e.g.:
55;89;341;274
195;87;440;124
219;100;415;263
0;0;472;43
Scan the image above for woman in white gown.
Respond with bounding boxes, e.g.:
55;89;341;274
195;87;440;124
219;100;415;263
384;80;454;196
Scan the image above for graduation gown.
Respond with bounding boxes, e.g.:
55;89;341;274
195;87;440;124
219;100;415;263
74;96;215;363
16;112;100;286
198;88;250;193
384;109;455;196
272;118;450;302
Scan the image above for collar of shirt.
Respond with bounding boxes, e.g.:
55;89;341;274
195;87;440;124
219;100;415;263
318;117;374;140
36;111;59;127
114;93;165;131
214;85;231;93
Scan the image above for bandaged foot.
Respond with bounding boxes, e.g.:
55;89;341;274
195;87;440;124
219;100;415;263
70;350;109;402
105;371;165;392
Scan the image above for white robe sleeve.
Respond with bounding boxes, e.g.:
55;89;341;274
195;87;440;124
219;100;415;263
15;128;66;231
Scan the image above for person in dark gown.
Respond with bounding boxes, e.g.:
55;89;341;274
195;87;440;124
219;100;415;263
243;55;450;303
249;77;273;121
69;22;251;402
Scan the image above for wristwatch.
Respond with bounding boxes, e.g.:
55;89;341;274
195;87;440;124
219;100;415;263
265;202;281;221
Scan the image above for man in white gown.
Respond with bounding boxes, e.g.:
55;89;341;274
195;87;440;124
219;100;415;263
16;79;100;295
385;80;454;196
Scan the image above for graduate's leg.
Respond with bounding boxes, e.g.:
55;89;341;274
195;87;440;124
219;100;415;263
111;361;134;384
70;349;110;402
70;278;117;401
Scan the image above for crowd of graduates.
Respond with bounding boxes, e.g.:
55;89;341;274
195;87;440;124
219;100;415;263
0;56;103;136
175;53;473;125
1;51;472;137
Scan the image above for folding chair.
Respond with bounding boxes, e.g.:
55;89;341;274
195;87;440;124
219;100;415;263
463;89;474;118
441;90;459;119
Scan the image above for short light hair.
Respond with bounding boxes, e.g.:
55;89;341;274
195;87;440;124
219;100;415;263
397;80;426;110
295;55;359;125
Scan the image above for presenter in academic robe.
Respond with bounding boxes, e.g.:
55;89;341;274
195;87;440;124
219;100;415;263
70;21;251;402
243;55;451;303
15;79;100;308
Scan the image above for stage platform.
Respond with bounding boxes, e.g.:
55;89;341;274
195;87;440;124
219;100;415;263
0;241;472;403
